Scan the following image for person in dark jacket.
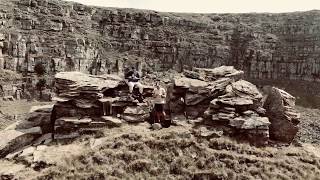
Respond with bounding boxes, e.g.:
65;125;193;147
125;67;143;94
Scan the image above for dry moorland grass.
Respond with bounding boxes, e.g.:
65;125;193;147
1;101;320;179
23;124;320;180
296;106;320;144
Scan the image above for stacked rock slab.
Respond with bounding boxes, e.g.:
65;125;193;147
53;72;153;135
205;86;270;145
169;66;275;145
5;105;54;133
263;86;300;143
0;127;43;158
169;66;245;118
0;105;54;158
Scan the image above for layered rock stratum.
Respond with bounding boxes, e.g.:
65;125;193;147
1;0;320;105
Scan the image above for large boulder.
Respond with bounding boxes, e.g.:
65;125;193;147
263;87;300;143
122;105;149;123
5;105;54;133
230;80;262;101
0;129;40;158
171;75;234;118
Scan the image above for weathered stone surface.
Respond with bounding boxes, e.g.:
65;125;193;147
230;80;262;100
18;146;36;158
195;66;244;80
55;72;121;98
18;126;42;134
215;97;254;107
0;130;37;158
194;126;223;138
123;106;147;115
152;123;162;130
5;105;54;132
1;0;320;96
174;77;208;88
29;105;54;113
240;116;270;130
263;87;300;143
101;116;122;127
33;133;53;145
183;70;205;81
50;72;154;135
53;132;80;140
121;115;146;123
56;117;92;125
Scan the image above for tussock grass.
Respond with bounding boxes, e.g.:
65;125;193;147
33;125;320;180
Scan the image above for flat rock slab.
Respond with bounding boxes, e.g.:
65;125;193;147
240;117;270;130
231;80;262;100
122;115;146;123
101;116;123;127
56;117;92;125
29;104;54;113
0;130;37;158
215;97;254;106
174;77;208;88
33;133;53;146
124;106;148;115
18;127;42;134
55;72;121;98
54;132;80;140
98;97;120;103
196;66;243;77
19;146;36;158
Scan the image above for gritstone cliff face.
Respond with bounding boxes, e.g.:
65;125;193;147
1;1;320;85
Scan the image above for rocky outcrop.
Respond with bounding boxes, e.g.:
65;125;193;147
0;66;301;158
5;105;54;133
0;71;155;157
53;71;154;135
167;66;302;145
1;0;320;85
168;66;273;145
0;128;41;158
263;86;300;143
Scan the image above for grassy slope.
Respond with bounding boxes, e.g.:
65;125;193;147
3;123;319;180
0;103;320;179
296;106;320;144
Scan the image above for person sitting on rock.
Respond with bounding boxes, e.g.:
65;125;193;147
125;66;143;95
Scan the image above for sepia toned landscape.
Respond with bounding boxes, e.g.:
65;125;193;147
0;0;320;179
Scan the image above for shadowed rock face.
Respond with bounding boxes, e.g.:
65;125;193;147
1;1;320;82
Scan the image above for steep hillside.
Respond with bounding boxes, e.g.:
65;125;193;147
1;0;320;105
